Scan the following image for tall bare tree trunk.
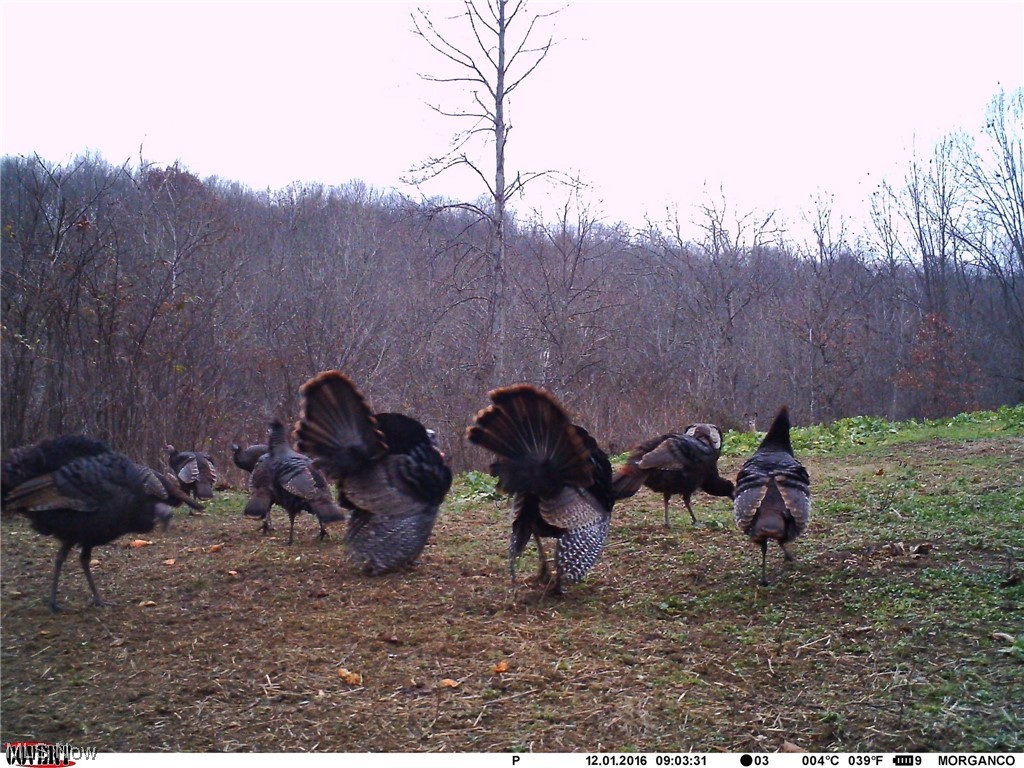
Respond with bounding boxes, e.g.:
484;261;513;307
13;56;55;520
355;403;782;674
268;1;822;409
410;0;558;385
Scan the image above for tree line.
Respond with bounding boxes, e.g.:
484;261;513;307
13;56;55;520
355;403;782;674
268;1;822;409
2;90;1021;479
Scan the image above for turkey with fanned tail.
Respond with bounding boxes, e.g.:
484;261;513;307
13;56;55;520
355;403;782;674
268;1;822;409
294;371;452;575
733;406;810;585
466;384;614;595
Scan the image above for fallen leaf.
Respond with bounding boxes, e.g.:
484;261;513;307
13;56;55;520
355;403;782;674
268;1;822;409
875;467;885;476
492;660;509;674
89;559;101;567
337;668;362;685
781;740;806;753
227;570;239;576
208;544;224;553
440;678;460;688
163;559;176;566
128;539;153;548
138;600;157;608
110;637;125;647
39;630;51;636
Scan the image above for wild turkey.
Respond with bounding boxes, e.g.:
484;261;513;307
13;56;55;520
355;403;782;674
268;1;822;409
242;421;345;544
612;424;734;526
733;406;811;585
164;445;217;508
466;384;614;594
1;435;202;611
293;371;453;574
230;442;269;473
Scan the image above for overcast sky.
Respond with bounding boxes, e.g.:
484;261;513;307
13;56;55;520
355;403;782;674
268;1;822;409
2;1;1022;238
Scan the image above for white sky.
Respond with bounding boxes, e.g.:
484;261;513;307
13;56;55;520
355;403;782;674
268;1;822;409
2;1;1022;240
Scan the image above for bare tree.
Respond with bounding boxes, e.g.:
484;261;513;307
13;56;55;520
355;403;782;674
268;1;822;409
789;195;879;421
512;193;616;394
410;0;561;381
954;88;1024;384
870;136;984;417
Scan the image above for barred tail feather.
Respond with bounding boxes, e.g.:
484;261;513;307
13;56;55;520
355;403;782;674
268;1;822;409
555;514;611;587
466;385;592;495
295;371;386;478
346;509;438;575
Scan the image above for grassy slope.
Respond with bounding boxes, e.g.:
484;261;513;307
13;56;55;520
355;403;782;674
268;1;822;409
1;406;1021;753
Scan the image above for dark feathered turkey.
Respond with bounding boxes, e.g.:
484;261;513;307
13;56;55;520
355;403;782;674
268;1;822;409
734;406;811;585
612;423;734;526
466;384;614;594
293;371;453;575
1;435;201;611
230;442;269;474
164;445;217;506
242;421;345;544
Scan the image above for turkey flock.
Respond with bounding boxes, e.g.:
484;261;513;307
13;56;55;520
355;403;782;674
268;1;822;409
0;370;811;611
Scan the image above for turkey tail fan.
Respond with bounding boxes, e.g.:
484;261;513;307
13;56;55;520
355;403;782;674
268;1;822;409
295;370;387;478
466;384;593;496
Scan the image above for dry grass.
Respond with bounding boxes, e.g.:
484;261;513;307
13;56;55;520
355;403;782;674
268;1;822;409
2;435;1022;753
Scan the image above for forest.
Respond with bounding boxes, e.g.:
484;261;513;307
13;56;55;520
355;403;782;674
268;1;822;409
1;89;1022;476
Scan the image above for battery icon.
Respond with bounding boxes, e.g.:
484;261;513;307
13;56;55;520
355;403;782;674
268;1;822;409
894;757;915;766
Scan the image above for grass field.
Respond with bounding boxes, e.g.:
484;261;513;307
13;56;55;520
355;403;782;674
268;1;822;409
2;406;1022;753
